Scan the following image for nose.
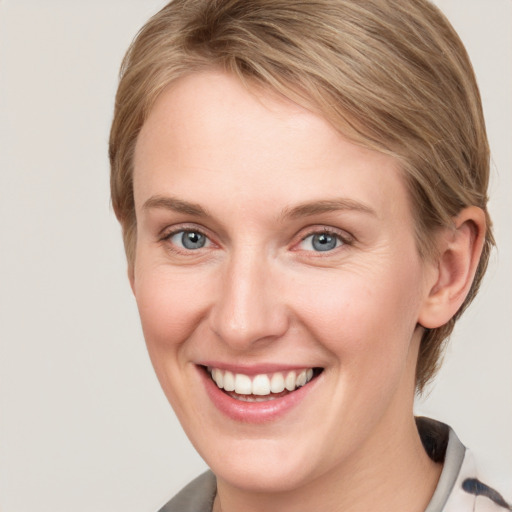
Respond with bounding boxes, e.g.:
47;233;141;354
208;249;289;351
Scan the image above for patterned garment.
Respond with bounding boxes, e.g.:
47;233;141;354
159;418;511;512
419;417;511;511
446;456;511;511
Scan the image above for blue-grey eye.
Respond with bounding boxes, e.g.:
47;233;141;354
170;230;209;250
299;232;342;252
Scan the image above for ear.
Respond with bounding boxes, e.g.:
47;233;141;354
418;206;486;329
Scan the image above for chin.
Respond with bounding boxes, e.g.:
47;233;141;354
210;451;315;493
192;430;328;494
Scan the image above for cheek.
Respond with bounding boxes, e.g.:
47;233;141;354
133;266;210;355
291;262;423;367
132;265;215;418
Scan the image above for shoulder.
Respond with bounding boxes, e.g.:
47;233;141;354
444;449;511;512
417;417;511;512
157;471;217;512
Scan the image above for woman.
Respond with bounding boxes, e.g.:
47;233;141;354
109;1;509;510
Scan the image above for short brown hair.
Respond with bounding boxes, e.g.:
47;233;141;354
109;0;494;392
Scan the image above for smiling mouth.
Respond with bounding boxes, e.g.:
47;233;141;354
205;366;323;402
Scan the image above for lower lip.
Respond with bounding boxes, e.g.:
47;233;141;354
198;367;320;423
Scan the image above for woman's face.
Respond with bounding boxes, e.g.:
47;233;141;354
131;71;436;492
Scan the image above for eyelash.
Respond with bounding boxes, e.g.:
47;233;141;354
296;228;352;254
159;225;212;254
159;225;352;255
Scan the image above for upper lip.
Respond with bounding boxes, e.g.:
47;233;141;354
197;361;321;376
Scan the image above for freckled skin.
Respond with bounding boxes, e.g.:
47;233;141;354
131;71;441;512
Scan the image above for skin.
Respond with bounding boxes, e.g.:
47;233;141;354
130;70;484;512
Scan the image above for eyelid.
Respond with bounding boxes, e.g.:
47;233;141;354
293;225;354;251
157;223;353;253
159;222;210;241
159;223;218;255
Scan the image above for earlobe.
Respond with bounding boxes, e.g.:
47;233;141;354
418;206;486;329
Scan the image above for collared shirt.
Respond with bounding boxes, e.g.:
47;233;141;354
159;418;511;512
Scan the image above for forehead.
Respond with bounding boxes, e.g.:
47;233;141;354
133;70;411;223
135;70;344;170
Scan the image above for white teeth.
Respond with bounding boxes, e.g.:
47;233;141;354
285;371;296;391
209;367;316;397
296;370;307;387
252;374;271;395
223;371;235;392
270;372;285;393
234;373;252;395
212;368;223;388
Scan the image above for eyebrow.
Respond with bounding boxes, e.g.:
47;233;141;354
142;195;376;221
142;195;209;217
280;198;376;219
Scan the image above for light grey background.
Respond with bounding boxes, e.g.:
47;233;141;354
0;1;510;511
